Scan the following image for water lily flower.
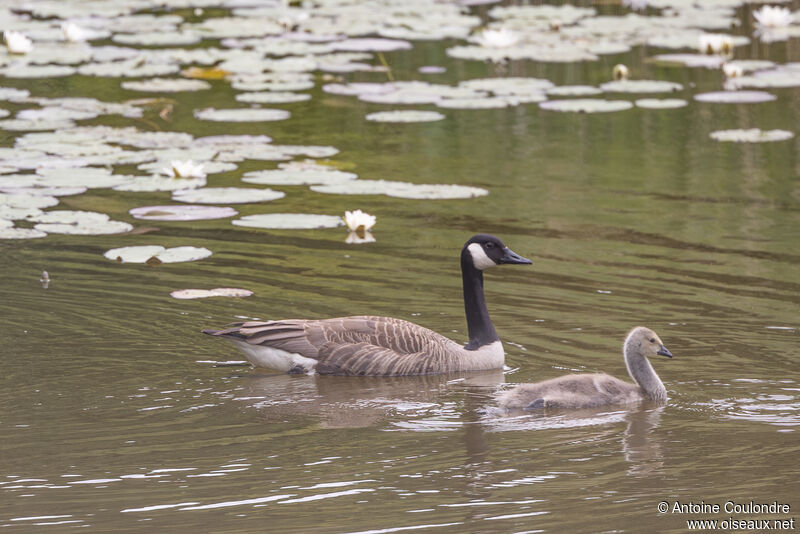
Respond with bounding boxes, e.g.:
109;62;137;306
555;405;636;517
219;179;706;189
753;6;794;28
3;31;32;54
613;64;630;81
345;230;376;244
162;160;206;179
61;22;91;42
699;34;734;55
722;63;743;78
343;209;376;233
475;28;520;48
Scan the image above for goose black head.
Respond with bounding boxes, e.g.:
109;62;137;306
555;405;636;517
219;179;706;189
462;234;532;271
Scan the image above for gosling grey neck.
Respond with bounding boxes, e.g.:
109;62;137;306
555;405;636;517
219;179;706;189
460;249;499;351
623;336;667;401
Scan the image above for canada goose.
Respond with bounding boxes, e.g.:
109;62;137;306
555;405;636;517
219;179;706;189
497;326;673;410
203;234;531;376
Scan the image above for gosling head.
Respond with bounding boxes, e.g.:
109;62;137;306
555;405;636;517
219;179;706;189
462;234;532;271
625;326;673;359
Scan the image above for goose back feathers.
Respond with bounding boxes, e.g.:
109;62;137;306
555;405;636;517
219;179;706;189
203;234;530;376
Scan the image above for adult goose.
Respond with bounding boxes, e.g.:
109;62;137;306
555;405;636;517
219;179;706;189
203;234;531;376
497;327;673;410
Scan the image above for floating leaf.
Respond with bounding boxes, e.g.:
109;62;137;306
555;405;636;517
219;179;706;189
635;98;689;109
332;38;412;52
172;187;285;204
365;110;446;123
694;91;777;103
170;288;254;299
233;213;345;229
436;97;513;109
311;180;489;199
0;226;48;239
193;107;291;122
600;80;683;93
539;99;634;113
709;128;794;143
242;169;357;186
181;66;230;80
28;210;132;235
121;78;212;92
235;92;311;104
129;205;238;221
104;245;212;264
546;85;603;97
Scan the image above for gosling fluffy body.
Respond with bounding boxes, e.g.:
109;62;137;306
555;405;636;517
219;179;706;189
498;326;673;410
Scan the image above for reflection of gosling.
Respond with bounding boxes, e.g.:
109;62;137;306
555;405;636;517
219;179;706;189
498;327;673;410
613;64;630;81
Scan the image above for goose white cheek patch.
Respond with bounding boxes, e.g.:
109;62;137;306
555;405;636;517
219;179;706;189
467;243;497;270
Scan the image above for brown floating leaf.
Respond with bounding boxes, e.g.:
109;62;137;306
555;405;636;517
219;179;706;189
181;66;229;80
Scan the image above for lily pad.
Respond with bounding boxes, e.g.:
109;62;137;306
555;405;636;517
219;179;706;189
332;38;412;52
232;213;345;229
28;210;133;235
459;77;554;95
112;175;206;192
121;78;212;92
172;187;285;204
0;226;48;239
635;98;689;109
539;99;634;113
600;80;683;93
235;92;311;104
436;97;512;109
104;245;212;264
546;85;603;97
170;288;254;299
129;205;238;221
365;110;446;123
311;180;489;200
193;107;291;122
242;169;357;186
0;192;59;209
650;54;726;69
709;128;794;143
694;91;777;103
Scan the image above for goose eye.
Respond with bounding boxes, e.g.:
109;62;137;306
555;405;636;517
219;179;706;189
649;338;656;343
485;242;495;249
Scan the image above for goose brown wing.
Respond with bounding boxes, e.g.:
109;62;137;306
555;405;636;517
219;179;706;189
205;315;459;373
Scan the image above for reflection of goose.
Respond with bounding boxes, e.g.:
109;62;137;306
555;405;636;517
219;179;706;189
204;234;531;376
238;369;505;428
497;327;673;410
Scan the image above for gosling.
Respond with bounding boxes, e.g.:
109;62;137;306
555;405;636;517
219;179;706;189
497;326;673;410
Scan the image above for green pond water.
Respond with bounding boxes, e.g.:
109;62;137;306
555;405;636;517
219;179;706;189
2;2;800;533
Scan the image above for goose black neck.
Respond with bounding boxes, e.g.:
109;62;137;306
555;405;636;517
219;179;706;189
461;252;499;350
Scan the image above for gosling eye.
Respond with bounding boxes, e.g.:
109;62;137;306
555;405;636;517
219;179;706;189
649;338;656;343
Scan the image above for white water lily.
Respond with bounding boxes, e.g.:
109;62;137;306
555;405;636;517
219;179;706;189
612;64;630;81
699;34;734;55
753;6;794;28
3;31;32;54
345;230;376;244
61;22;91;42
722;63;743;78
161;160;206;179
475;28;520;48
343;209;376;232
